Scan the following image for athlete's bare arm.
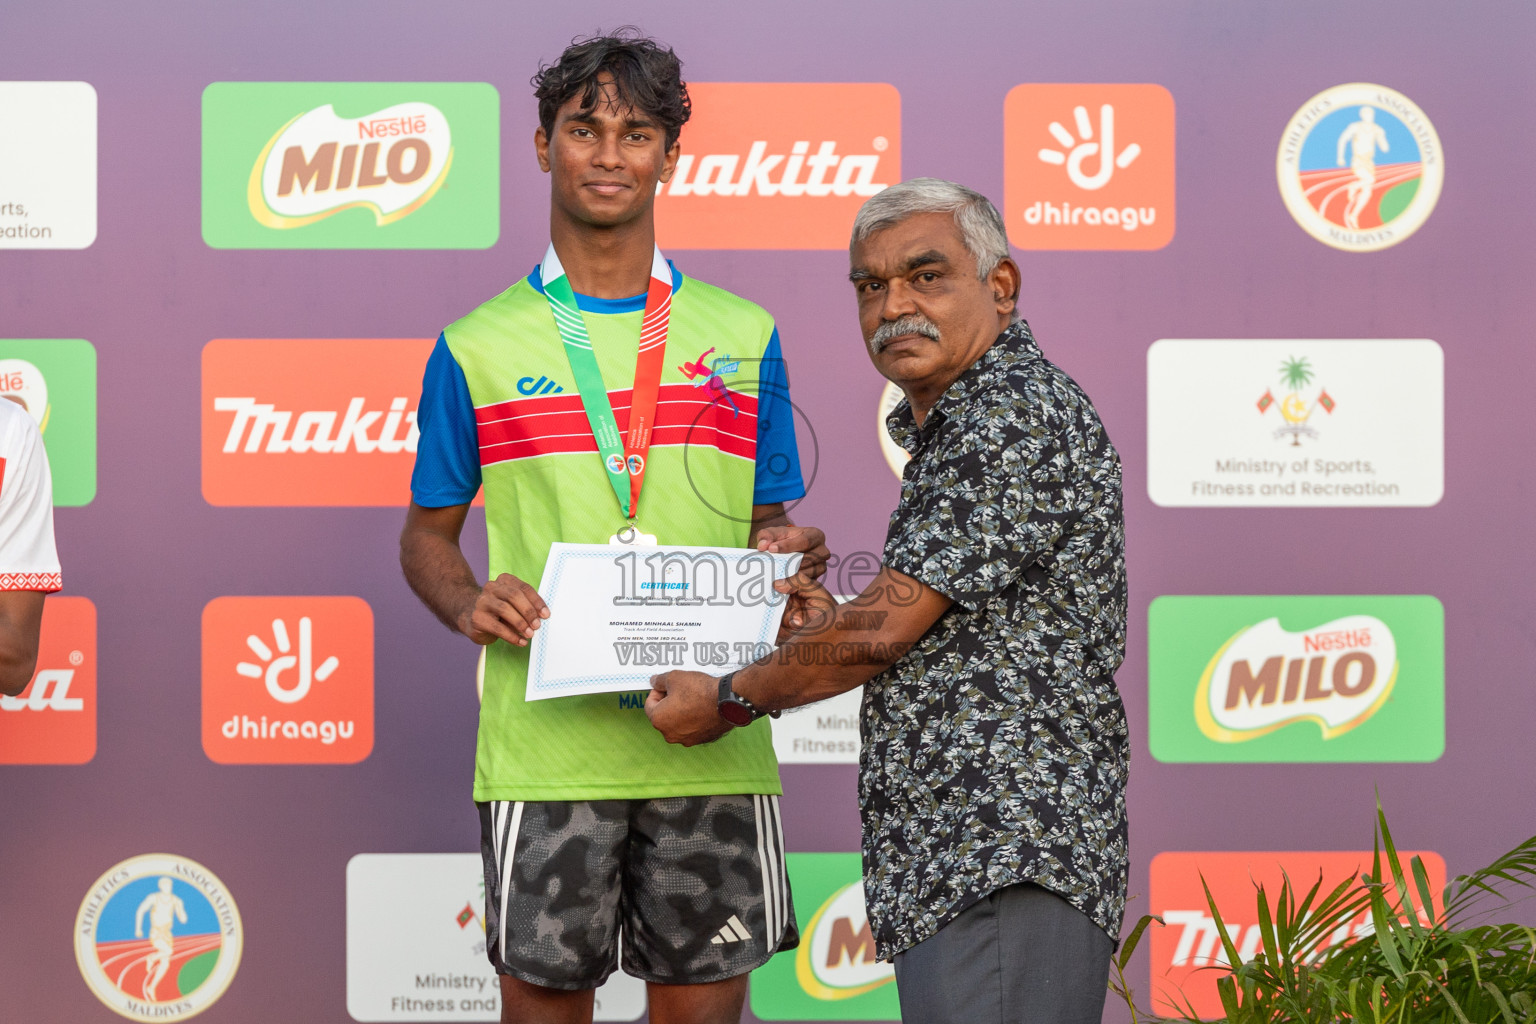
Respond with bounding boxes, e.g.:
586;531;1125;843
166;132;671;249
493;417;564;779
399;502;549;648
0;590;44;695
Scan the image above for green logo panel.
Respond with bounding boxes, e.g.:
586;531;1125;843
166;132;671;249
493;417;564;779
0;340;96;506
1149;595;1444;763
751;853;900;1021
201;82;499;249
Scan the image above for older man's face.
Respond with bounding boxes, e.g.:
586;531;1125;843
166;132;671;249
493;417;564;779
849;212;1013;391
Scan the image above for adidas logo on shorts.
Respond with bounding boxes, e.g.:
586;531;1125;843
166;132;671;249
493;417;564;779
709;914;753;945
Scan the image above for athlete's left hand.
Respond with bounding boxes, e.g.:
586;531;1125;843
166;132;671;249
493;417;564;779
646;671;731;746
755;525;829;581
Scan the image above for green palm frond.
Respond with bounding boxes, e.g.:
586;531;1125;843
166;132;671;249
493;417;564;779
1112;801;1536;1023
1278;357;1314;391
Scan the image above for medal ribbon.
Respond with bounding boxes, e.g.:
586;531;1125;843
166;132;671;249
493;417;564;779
540;243;672;519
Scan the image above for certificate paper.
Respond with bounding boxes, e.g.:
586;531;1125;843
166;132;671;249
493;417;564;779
526;543;803;701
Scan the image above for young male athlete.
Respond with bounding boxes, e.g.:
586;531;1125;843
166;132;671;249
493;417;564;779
400;31;825;1024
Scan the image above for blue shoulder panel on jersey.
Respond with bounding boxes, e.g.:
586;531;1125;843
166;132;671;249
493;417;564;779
410;334;482;507
753;329;807;504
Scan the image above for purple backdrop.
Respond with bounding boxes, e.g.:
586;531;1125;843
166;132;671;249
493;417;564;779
3;1;1533;1021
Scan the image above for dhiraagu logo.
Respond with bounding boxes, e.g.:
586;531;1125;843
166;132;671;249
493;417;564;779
0;340;96;505
1149;595;1444;763
751;853;899;1021
202;83;498;249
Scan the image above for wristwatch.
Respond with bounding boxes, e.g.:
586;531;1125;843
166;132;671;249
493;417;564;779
717;672;778;727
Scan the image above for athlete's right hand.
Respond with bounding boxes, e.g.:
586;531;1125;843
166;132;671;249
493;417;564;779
457;574;550;646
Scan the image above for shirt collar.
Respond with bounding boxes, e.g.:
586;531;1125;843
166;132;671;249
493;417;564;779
885;319;1041;454
525;260;685;314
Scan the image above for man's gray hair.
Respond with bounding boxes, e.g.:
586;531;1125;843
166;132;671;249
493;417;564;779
850;177;1011;280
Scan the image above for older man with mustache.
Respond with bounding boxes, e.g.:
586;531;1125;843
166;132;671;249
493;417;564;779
646;178;1128;1024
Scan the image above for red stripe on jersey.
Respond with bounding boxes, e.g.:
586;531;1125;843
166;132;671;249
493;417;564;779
476;383;759;467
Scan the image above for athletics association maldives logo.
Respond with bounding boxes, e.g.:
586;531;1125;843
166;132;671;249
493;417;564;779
1278;84;1443;252
1258;355;1337;445
75;854;243;1022
1196;615;1397;743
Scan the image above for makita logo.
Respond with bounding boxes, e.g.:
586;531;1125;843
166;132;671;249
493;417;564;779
0;596;96;764
214;396;418;454
0;670;83;711
202;338;434;506
653;83;901;250
660;141;888;197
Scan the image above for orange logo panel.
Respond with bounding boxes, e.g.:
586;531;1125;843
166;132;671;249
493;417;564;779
202;596;374;764
202;338;435;506
0;596;96;764
1149;850;1445;1017
655;82;901;250
1004;83;1175;250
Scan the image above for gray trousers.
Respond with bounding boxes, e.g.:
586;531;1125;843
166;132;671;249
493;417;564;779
892;883;1113;1024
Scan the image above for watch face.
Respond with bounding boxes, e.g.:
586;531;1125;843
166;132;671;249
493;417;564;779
719;700;755;727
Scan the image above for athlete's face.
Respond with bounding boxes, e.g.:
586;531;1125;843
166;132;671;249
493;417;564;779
536;76;680;229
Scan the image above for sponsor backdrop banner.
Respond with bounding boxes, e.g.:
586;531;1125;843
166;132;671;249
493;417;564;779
3;2;1534;1022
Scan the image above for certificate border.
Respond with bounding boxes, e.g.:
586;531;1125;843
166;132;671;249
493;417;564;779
527;546;796;699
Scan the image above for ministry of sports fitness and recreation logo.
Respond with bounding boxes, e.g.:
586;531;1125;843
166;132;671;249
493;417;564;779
1257;355;1337;445
653;83;900;250
75;854;243;1022
1278;83;1443;252
202;338;431;506
1004;83;1175;250
201;596;374;764
0;339;97;506
1149;851;1444;1018
201;83;499;249
1148;595;1444;764
0;81;97;249
0;596;96;764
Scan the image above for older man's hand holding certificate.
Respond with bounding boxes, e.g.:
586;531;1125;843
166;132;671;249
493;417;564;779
525;542;803;701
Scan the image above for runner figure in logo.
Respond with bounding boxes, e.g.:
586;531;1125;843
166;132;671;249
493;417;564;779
75;854;242;1022
679;347;741;417
1277;84;1443;252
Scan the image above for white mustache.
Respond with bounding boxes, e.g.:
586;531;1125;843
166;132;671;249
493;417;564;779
871;314;941;354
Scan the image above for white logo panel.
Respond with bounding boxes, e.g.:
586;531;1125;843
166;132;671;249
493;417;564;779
0;82;97;248
1147;339;1442;507
772;687;861;764
346;854;644;1022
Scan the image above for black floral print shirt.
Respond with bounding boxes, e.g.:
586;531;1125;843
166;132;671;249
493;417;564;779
860;319;1129;958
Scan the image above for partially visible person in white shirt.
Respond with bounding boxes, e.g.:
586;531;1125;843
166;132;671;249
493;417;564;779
0;397;61;695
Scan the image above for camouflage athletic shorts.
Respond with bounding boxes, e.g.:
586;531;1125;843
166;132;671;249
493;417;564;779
477;795;798;989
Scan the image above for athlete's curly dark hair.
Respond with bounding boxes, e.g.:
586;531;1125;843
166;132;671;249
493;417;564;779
532;28;691;149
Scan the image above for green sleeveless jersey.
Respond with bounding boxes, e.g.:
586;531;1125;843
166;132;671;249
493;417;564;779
415;264;803;801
